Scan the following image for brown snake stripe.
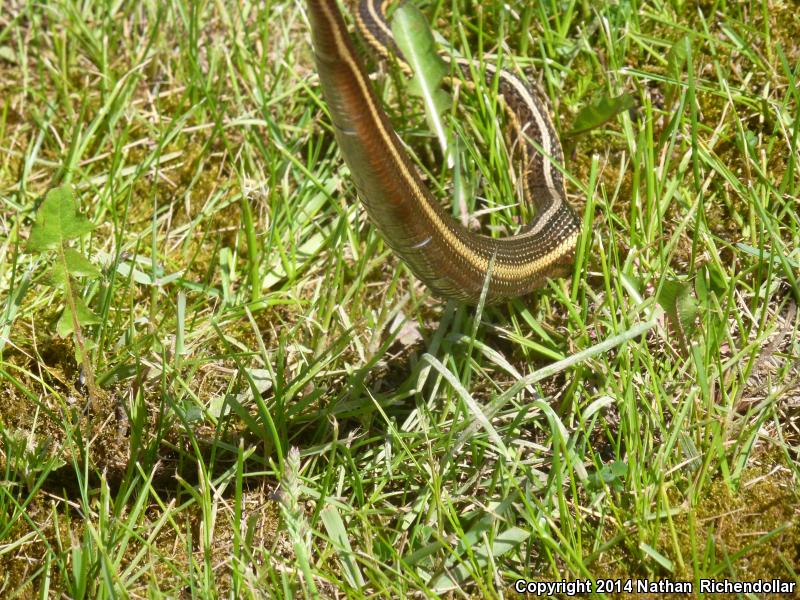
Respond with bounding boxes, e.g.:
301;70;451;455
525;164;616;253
307;0;581;304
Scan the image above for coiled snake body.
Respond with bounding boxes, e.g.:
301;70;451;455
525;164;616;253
307;0;581;303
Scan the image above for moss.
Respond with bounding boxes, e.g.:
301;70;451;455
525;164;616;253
0;484;283;597
584;449;799;600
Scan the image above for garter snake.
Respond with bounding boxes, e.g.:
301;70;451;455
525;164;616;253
307;0;581;303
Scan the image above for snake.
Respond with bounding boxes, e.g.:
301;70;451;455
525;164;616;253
306;0;581;304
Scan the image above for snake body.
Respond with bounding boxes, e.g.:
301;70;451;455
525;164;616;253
307;0;580;303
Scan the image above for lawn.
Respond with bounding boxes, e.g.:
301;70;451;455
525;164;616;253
0;0;798;597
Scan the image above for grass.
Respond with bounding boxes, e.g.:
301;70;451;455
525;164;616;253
1;0;798;597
